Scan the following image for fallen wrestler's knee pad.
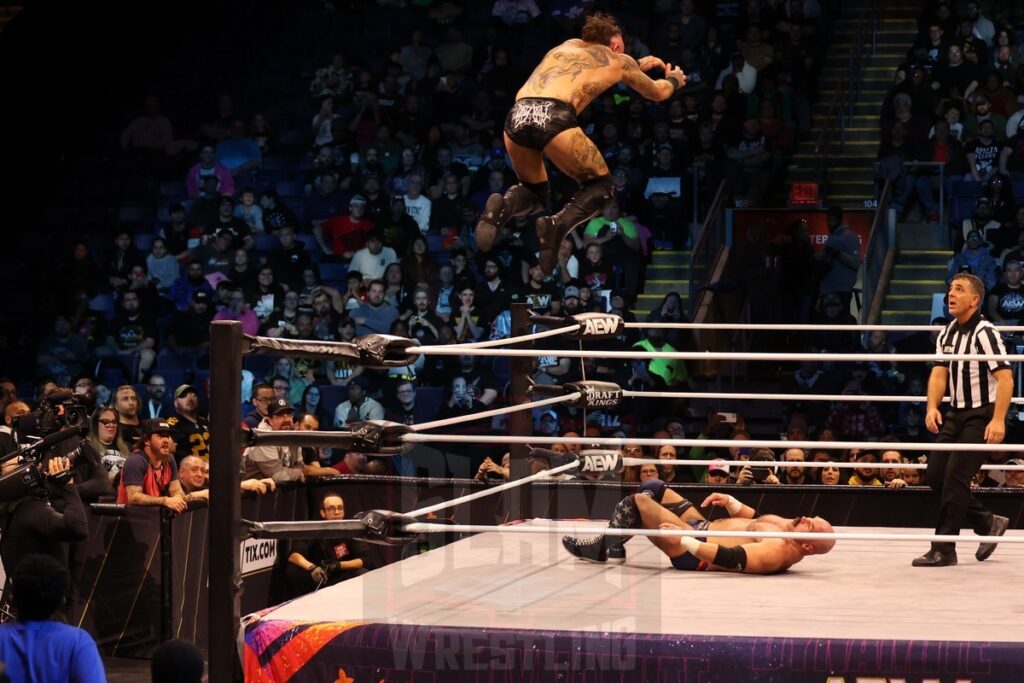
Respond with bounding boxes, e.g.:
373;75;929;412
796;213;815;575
637;478;667;503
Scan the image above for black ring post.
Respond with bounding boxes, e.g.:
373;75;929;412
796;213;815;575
209;321;244;681
508;303;532;517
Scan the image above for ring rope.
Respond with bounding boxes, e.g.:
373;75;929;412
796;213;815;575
452;323;580;349
401;434;1020;453
400;521;1023;545
410;392;581;432
409;347;1024;362
621;389;1024;404
403;460;580;518
623;457;1024;471
622;322;1024;332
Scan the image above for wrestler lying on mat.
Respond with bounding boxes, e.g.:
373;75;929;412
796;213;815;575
563;480;835;574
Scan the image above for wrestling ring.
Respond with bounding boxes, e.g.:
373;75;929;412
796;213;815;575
205;308;1024;682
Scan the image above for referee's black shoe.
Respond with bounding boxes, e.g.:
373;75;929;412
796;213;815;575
976;515;1009;562
912;549;958;567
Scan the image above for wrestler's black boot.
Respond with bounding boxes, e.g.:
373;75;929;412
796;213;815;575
476;181;550;251
562;493;644;564
536;174;613;275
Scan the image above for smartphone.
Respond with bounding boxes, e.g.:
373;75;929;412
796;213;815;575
719;412;737;423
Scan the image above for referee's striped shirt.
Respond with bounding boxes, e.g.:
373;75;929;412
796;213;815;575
935;311;1010;409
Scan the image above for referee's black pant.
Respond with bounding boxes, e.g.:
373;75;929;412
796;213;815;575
926;405;996;554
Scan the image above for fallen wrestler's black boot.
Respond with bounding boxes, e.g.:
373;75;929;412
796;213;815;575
476;181;550;252
537;174;612;275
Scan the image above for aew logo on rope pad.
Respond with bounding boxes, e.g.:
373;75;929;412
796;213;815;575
580;450;623;474
572;313;624;340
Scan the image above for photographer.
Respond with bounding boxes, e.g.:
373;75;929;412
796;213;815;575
0;455;88;605
736;447;780;485
437;376;485;421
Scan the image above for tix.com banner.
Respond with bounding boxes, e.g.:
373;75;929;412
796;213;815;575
731;209;874;259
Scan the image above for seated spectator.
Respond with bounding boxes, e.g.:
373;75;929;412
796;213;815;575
452;285;483;342
931;45;978;101
987;260;1024;326
781;448;814;485
0;554;105;681
727;119;773;206
966;119;1001;183
259;189;298;233
112;384;142;444
879;448;908;489
214;287;260;335
87;405;131;485
216;119;261;179
234;187;264;233
190;228;234;273
105;231;145;291
385;380;439;426
632;327;688;389
333;375;384;429
286;492;366;598
436;375;486;423
185;144;235;198
349;231;398;285
476;454;510;481
819;461;842;485
294;413;341;474
169;260;213;312
403;176;432;234
117;419;195;510
963;93;1007;142
706;459;731;486
146;238;179;293
141;374;172;419
735;448;781;485
1002;459;1024;488
716;50;757;94
243;398;305;483
847;452;883;486
946;230;998;293
998;118;1024;180
351;279;399;336
266;226;312;291
316;195;373;260
36;315;89;385
167;384;210;465
167;289;214;354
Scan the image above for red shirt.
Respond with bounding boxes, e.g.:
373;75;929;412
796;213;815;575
322;216;373;255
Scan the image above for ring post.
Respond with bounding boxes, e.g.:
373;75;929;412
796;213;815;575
209;321;244;681
509;303;533;514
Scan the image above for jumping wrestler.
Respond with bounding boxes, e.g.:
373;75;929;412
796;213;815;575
476;12;686;275
563;481;835;574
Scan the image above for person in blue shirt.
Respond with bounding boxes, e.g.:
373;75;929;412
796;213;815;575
0;554;105;682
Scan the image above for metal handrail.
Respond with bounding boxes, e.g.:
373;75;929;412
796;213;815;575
862;180;893;323
687;179;728;315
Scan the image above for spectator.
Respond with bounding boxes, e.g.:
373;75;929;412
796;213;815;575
214;287;260;336
706;459;731;486
816;206;862;313
116;419;194;510
403;175;432;233
243;382;276;429
114;385;143;444
286;492;366;597
998;118;1024;179
0;554;105;682
266;226;312;291
142;374;172;419
243;398;305;483
87;405;131;485
105;231;145;291
946;230;998;292
987;259;1024;326
36;315;88;385
349;231;398;284
847;452;883;486
966;119;1001;182
781;448;813;485
151;639;205;683
879;448;908;488
1003;459;1024;488
166;384;210;465
216;119;261;179
169;260;213;312
452;285;483;342
819;461;842;485
474;256;512;328
167;289;214;354
632;326;688;389
727;119;774;206
315;195;373;259
352;279;399;336
297;385;328;426
185;144;235;198
145;238;180;293
233;187;264;234
310;52;351;99
436;375;486;423
716;51;758;94
385;380;439;425
333;375;384;429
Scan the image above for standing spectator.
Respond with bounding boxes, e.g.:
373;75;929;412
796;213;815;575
185;144;235;198
167;384;210;465
114;385;142;445
0;554;105;682
333;376;384;429
116;419;193;510
243;399;305;483
817;205;862;313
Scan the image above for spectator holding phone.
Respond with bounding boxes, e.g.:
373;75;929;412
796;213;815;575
736;447;780;485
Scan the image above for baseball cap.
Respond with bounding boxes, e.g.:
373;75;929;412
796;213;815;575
192;289;210;303
349;194;367;206
142;419;173;437
1005;458;1024;467
708;459;731;475
268;397;294;415
349;374;370;390
174;384;198;399
564;286;581;299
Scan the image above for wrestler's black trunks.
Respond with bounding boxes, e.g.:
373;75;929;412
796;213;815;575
504;97;578;150
670;520;711;571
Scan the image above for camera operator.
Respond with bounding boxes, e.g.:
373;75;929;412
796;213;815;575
0;455;87;612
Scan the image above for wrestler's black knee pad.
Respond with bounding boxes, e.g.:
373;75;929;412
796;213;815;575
553;174;613;231
609;493;644;530
637;478;667;503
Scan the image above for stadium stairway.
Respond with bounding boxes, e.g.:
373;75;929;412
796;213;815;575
787;4;920;207
880;224;950;324
636;248;690;314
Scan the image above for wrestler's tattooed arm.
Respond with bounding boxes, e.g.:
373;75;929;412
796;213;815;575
618;54;674;102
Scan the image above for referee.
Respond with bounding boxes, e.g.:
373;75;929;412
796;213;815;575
914;273;1012;567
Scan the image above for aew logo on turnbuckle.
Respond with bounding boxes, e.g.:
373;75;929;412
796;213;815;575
510;100;554;130
581;449;622;473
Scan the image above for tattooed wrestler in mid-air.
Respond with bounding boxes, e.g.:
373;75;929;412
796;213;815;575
475;12;686;274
